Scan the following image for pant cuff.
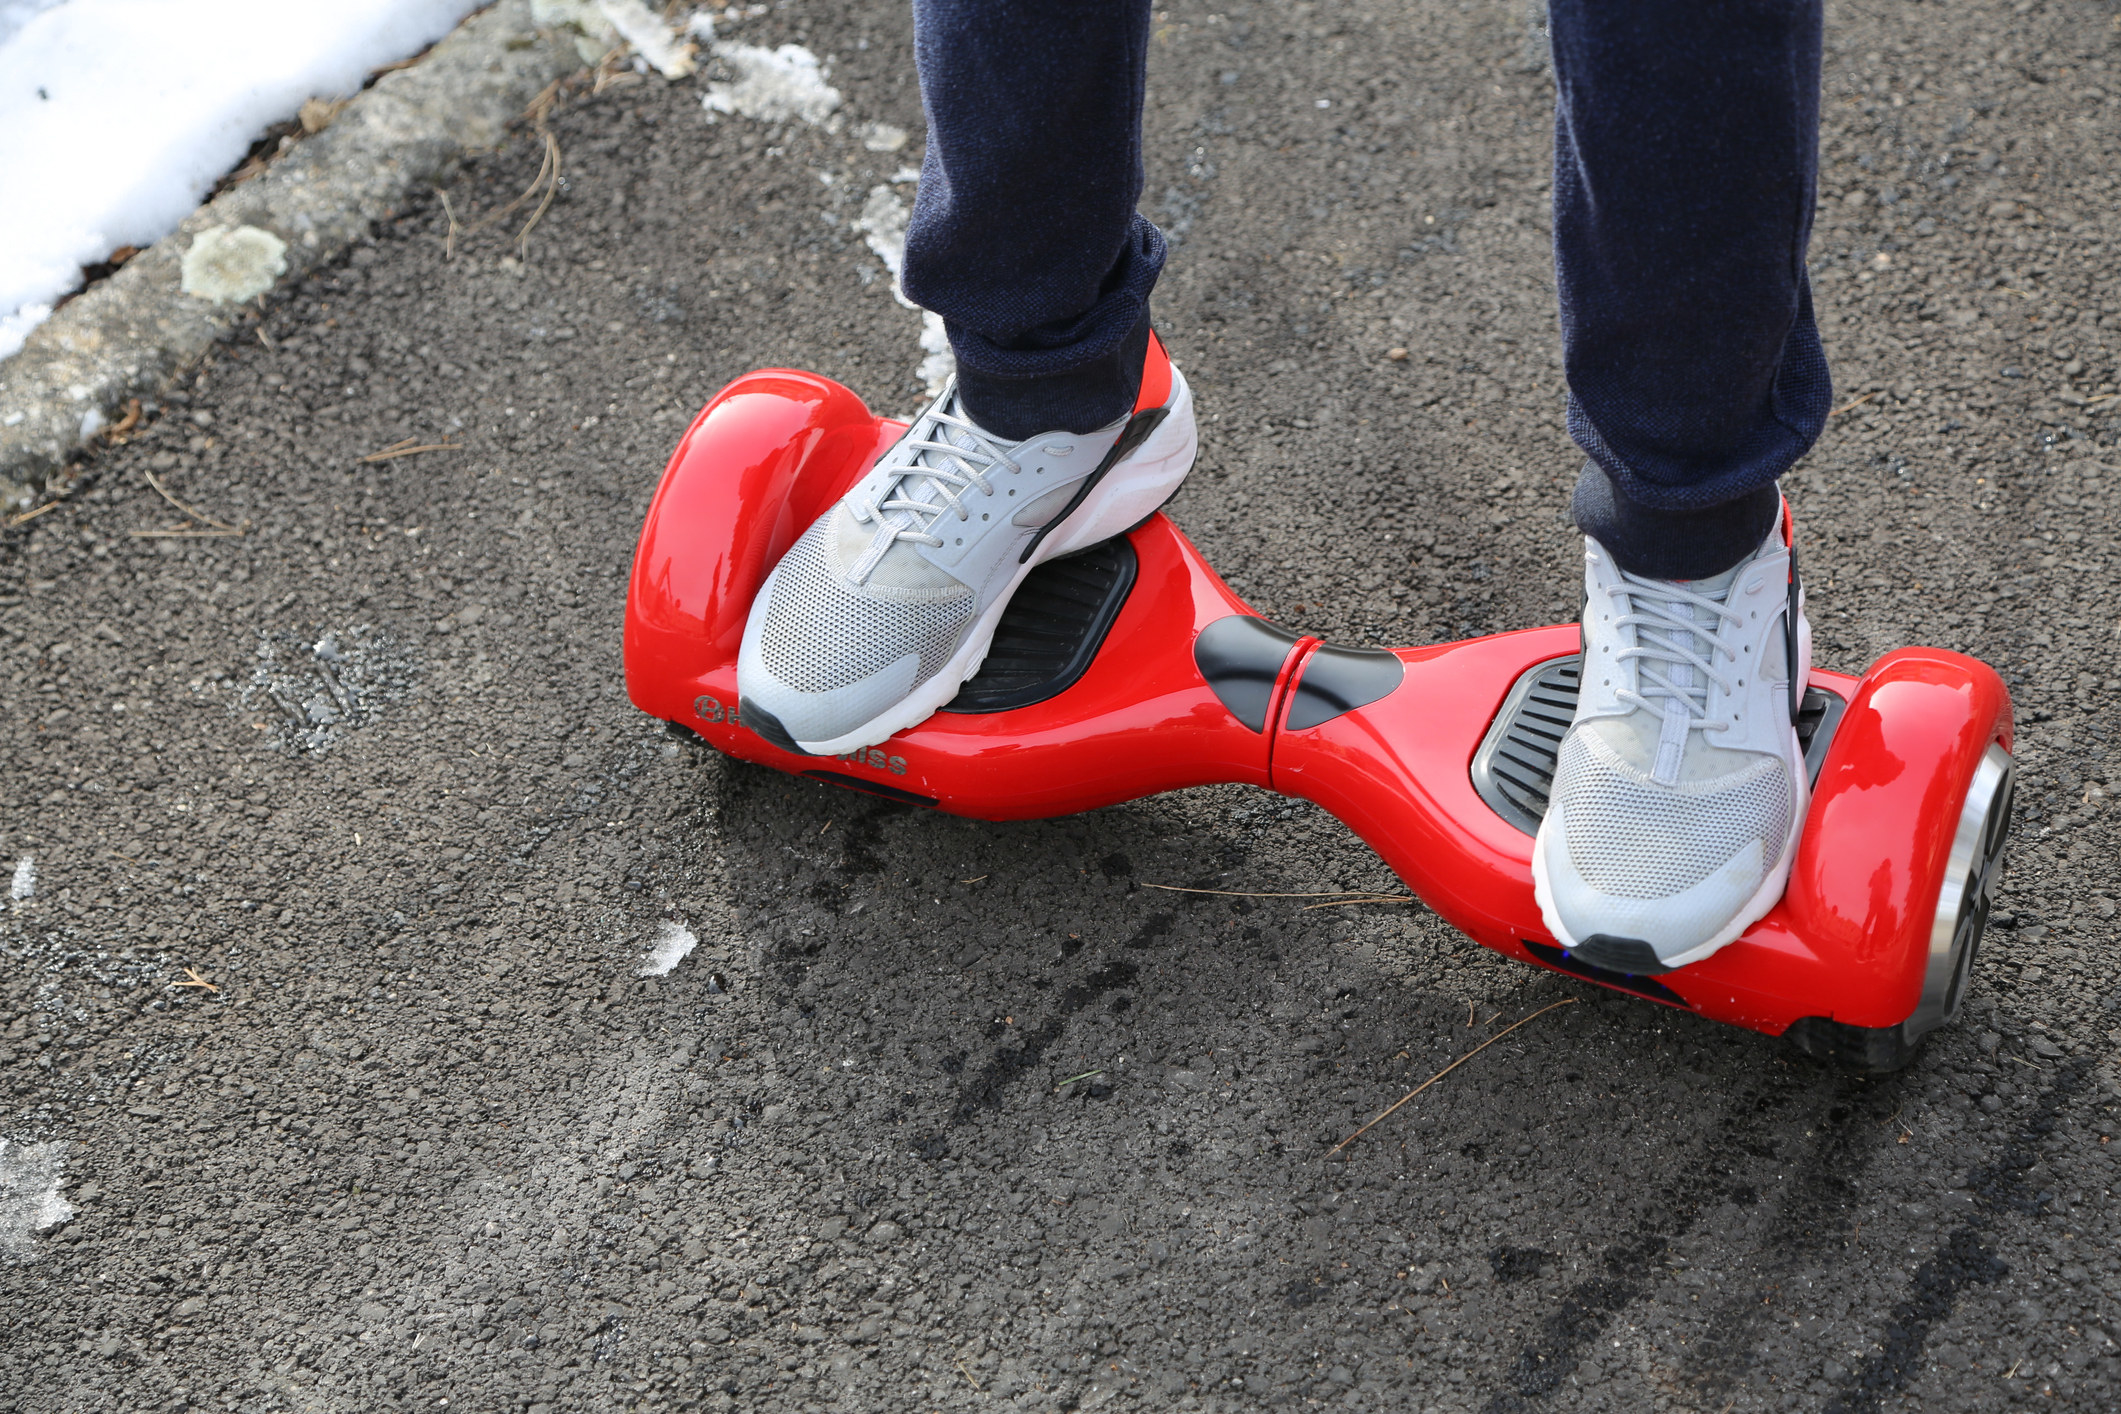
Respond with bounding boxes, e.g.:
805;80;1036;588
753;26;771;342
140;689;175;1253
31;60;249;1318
1571;461;1782;580
952;308;1153;441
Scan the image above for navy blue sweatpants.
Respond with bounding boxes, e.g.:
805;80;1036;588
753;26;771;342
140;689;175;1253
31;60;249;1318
900;0;1831;580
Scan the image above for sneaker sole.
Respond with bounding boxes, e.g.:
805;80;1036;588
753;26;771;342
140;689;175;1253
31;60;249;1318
782;373;1199;757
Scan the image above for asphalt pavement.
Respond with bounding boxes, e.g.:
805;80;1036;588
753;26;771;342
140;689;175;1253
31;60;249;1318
3;1;2119;1411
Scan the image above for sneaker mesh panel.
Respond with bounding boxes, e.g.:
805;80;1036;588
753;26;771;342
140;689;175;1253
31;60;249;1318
759;520;972;693
1554;732;1793;899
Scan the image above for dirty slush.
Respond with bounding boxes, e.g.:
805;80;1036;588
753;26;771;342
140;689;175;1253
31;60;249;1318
4;0;2120;1411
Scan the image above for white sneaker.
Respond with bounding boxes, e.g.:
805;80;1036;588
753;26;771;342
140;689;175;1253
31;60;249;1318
1531;512;1812;973
736;335;1196;755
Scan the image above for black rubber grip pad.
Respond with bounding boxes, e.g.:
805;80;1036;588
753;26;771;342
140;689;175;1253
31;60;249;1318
1284;643;1404;730
1193;615;1303;733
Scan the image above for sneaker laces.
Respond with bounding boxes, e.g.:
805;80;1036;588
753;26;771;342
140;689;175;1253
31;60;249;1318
846;389;1019;583
1604;568;1744;733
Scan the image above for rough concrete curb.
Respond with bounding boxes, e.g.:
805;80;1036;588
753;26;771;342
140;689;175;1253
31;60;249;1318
0;0;584;510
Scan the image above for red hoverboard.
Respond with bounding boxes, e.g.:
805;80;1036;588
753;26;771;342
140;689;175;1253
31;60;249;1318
624;371;2016;1074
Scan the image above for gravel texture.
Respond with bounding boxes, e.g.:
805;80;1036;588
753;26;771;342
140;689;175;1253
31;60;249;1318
3;1;2119;1411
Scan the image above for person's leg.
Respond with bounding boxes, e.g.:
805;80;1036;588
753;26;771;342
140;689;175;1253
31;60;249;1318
901;0;1161;440
737;0;1195;754
1549;0;1829;580
1533;0;1827;970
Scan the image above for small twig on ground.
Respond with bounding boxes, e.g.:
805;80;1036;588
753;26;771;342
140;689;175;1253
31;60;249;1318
524;75;564;128
1145;882;1405;901
1300;895;1417;911
593;48;643;94
357;439;460;464
1328;999;1577;1157
298;96;348;134
455;75;578;255
2087;392;2118;407
7;501;60;527
466;120;560;237
437;187;460;260
173;967;221;993
818;819;832;835
1466;1000;1474;1028
1054;1070;1104;1092
105;398;142;441
1830;390;1880;417
144;467;241;532
517;130;563;256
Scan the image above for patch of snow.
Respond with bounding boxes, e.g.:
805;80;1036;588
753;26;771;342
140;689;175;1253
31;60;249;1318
860;121;907;153
76;406;102;440
917;311;956;397
8;856;31;902
0;1139;73;1263
0;0;62;49
528;0;595;27
595;0;693;77
179;225;289;304
855;185;915;308
703;41;839;127
856;185;957;396
0;303;51;364
532;0;693;75
0;0;485;363
637;922;698;978
528;0;606;63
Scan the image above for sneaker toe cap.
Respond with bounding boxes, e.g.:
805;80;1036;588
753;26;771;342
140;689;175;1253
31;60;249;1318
735;645;923;750
1540;805;1768;960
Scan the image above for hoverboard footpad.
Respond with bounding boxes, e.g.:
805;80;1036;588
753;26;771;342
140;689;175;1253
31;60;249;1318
945;538;1138;714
